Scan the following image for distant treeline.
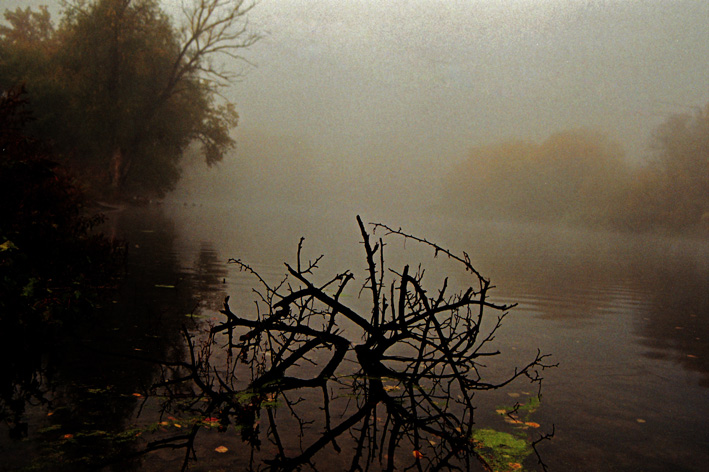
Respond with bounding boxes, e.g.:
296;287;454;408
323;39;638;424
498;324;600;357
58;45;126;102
0;0;255;198
445;106;709;234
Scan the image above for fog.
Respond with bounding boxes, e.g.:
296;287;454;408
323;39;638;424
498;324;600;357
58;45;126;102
169;0;709;220
6;0;709;221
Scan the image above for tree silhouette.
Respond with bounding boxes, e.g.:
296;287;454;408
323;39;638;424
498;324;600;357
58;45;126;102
143;216;555;471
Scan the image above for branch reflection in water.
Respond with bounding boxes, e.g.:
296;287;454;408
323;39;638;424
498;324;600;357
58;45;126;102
142;216;556;471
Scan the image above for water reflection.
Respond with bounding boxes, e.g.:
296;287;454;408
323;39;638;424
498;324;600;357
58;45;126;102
626;237;709;386
3;205;706;471
136;217;554;472
0;206;227;471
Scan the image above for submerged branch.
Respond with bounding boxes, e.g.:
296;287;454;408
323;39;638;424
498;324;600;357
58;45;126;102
143;216;553;470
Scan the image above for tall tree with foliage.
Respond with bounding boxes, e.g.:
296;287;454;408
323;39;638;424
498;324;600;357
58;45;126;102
0;0;257;197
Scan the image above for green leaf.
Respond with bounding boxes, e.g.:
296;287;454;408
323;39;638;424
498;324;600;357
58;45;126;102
0;240;17;251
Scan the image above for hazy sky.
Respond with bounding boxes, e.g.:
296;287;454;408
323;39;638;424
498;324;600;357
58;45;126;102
4;0;709;208
230;0;709;162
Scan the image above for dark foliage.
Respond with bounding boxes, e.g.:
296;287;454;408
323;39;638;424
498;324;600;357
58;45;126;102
0;86;123;439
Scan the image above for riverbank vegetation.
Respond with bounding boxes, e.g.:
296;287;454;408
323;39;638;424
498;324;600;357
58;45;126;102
445;105;709;235
0;0;257;198
0;86;124;440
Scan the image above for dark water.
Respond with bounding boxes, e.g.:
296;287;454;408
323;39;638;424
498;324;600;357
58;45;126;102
1;202;707;471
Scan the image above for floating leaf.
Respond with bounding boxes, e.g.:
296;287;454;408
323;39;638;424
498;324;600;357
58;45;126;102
509;463;523;470
0;240;17;251
472;429;533;471
503;417;524;425
636;419;646;423
132;393;142;397
154;284;175;289
507;393;520;398
215;446;229;453
687;354;698;359
524;422;541;428
412;450;424;459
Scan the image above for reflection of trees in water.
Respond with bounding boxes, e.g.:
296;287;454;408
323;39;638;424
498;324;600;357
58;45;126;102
140;218;555;471
629;242;709;386
0;206;228;471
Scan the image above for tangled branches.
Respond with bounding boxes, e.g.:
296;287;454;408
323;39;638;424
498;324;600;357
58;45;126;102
147;216;554;471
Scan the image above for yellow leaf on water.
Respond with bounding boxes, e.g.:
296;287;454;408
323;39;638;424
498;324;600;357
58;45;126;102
412;450;424;459
508;463;522;470
215;446;229;453
525;422;541;428
636;419;646;423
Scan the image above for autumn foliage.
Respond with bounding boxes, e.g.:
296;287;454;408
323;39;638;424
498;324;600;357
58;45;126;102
446;108;709;234
446;129;630;226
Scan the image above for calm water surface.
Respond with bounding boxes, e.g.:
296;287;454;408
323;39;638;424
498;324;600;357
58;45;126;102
1;202;707;471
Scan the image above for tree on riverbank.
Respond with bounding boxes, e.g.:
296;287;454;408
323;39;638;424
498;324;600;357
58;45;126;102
445;104;709;234
623;104;709;232
0;0;257;197
0;86;123;438
445;130;631;227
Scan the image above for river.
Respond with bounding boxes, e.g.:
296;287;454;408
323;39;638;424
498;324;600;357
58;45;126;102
1;201;707;471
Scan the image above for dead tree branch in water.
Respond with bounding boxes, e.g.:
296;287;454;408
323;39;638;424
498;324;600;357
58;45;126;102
145;216;554;471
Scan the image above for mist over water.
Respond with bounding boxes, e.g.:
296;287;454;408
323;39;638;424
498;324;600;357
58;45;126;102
2;1;708;470
162;0;709;231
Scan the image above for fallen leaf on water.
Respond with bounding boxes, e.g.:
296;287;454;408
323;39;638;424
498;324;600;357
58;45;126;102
687;354;698;359
132;393;142;397
507;393;520;398
173;423;182;428
636;419;646;423
215;446;229;453
62;434;74;440
503;417;523;425
383;385;400;392
525;422;541;428
412;450;424;459
495;409;507;415
508;463;522;470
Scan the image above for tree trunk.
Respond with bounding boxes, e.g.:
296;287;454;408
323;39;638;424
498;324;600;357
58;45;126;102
110;147;131;194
